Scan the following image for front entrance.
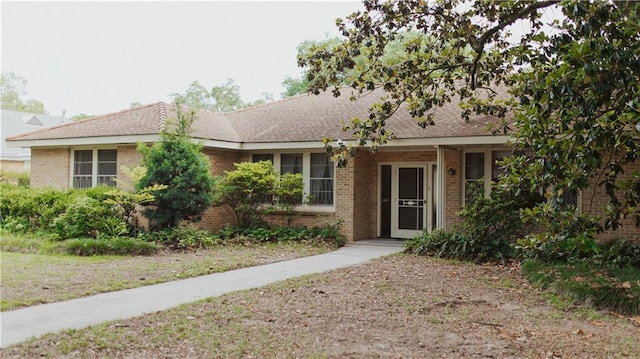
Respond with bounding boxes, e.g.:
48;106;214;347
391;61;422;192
380;163;437;239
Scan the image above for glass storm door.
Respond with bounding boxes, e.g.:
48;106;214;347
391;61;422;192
391;165;427;238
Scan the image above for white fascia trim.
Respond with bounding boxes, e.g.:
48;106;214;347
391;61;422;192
207;136;511;151
385;135;511;147
8;134;511;151
207;141;329;151
6;135;162;148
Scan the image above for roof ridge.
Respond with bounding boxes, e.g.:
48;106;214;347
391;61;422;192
224;92;317;115
6;102;162;141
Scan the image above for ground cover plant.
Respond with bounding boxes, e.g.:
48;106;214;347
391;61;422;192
3;255;638;358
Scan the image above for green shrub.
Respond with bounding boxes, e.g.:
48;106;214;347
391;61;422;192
517;231;601;262
0;216;30;234
212;161;306;230
408;183;539;263
53;196;125;240
213;222;346;248
212;161;278;229
598;238;640;267
62;237;159;256
405;229;512;263
457;185;535;248
0;184;74;232
137;106;215;230
0;170;29;187
140;224;219;250
309;221;346;248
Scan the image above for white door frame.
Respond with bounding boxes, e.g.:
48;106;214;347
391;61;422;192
388;162;437;239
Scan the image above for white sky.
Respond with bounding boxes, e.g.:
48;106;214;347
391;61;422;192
1;1;362;117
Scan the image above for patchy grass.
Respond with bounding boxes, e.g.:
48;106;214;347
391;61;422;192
521;259;640;315
0;241;333;311
3;255;639;358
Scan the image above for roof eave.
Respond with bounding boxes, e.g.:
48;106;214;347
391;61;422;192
7;134;511;151
5;134;162;148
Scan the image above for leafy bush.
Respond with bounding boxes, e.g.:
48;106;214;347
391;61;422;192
140;224;219;250
407;182;541;263
309;221;346;248
212;161;278;229
0;184;74;232
213;221;346;248
0;216;30;234
597;238;640;268
405;229;510;262
0;170;29;187
104;166;167;235
62;237;159;256
457;185;536;248
53;196;126;240
212;161;306;230
517;205;602;261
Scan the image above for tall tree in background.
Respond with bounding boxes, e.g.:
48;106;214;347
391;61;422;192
281;75;309;98
300;0;640;236
170;79;273;112
281;37;342;98
0;72;47;114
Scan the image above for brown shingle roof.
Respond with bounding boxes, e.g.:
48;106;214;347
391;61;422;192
7;88;504;144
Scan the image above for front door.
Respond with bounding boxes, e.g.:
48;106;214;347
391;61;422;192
385;163;436;239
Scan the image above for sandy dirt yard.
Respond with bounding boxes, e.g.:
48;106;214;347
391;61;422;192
3;254;639;358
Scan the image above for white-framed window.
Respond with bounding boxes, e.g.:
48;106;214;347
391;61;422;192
463;149;512;204
252;152;335;208
310;153;334;205
72;149;117;188
463;149;580;209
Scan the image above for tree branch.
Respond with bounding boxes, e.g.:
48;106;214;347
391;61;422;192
470;0;560;89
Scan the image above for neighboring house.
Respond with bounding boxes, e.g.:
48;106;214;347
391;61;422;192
6;91;638;241
1;109;67;172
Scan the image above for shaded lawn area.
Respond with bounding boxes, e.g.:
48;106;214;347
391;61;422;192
0;241;333;311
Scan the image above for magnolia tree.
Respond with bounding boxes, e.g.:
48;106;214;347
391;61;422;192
299;0;640;239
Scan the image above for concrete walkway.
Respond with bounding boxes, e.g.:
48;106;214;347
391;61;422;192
0;240;403;347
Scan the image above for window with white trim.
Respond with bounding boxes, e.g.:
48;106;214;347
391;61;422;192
464;150;512;204
73;149;117;188
310;153;334;205
464;149;571;209
252;152;335;207
464;152;485;204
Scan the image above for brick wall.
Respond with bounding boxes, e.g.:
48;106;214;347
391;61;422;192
334;155;356;241
444;148;463;229
0;160;29;173
116;145;144;180
30;148;70;188
582;160;640;241
197;149;247;231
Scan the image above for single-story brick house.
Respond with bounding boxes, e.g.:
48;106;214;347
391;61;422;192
6;90;638;241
